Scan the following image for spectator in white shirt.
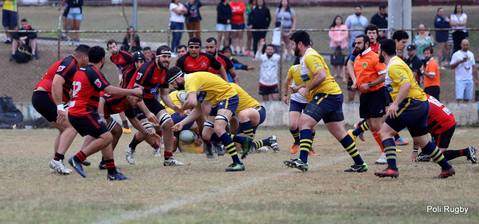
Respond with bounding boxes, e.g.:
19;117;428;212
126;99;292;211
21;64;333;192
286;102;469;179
450;4;468;53
256;39;280;101
169;0;187;54
345;5;368;53
450;39;477;102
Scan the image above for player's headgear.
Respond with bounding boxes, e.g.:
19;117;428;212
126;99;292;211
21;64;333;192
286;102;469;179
156;45;172;56
167;66;184;84
133;51;145;62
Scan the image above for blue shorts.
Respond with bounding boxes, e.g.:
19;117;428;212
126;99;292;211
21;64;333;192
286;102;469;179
231;24;245;30
303;93;344;123
209;95;239;116
67;7;82;21
385;98;429;137
171;112;194;131
289;99;307;112
2;9;17;28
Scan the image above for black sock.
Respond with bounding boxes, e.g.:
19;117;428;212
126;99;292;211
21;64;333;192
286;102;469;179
129;136;140;151
122;120;129;129
443;149;467;161
54;153;64;161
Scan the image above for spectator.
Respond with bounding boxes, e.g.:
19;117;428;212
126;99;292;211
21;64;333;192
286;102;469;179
275;0;296;60
450;39;476;103
255;39;280;101
177;44;188;58
450;4;468;53
423;47;441;100
169;0;187;54
142;46;154;62
229;0;246;56
392;30;409;59
65;0;83;45
345;5;368;53
365;24;380;53
370;4;387;39
121;26;141;52
434;7;451;65
405;44;423;83
185;0;202;40
413;24;433;60
205;37;237;82
216;0;232;49
328;15;348;78
11;18;38;61
244;0;257;57
249;0;271;55
221;47;254;71
2;0;17;44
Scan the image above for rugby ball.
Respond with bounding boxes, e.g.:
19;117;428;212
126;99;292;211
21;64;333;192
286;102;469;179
179;130;196;144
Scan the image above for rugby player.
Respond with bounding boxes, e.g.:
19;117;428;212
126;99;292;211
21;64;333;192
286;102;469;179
283;31;368;173
32;44;90;175
374;39;455;178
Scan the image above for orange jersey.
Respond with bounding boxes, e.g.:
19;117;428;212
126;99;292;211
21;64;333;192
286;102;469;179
423;57;440;88
353;48;386;93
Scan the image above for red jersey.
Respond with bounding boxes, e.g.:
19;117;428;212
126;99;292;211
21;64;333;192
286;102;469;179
208;53;233;76
68;65;110;116
34;55;79;102
135;61;168;100
427;95;456;135
176;52;222;74
103;95;130;117
110;50;136;88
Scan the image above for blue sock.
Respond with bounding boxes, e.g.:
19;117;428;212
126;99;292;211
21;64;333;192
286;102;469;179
299;129;313;163
382;138;397;170
340;135;364;165
219;133;241;164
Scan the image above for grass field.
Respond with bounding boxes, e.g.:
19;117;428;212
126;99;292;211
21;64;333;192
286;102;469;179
0;128;478;224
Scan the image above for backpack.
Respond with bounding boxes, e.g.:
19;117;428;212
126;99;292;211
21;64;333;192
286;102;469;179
0;96;24;129
13;44;32;64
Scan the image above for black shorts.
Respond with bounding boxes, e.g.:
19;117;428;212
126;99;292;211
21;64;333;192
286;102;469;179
432;126;455;149
303;93;344;123
385;98;429;137
359;87;388;119
68;113;108;138
259;84;279;95
144;98;165;115
424;86;440;101
289;99;307;112
32;91;57;122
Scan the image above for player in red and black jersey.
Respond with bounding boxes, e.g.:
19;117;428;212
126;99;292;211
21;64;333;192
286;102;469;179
129;45;184;166
412;95;477;163
175;37;227;79
67;46;142;181
205;37;238;83
31;44;90;175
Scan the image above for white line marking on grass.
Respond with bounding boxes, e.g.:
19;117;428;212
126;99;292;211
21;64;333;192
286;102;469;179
95;150;373;224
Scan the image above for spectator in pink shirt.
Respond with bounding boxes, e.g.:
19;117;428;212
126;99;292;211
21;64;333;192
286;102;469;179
329;15;348;78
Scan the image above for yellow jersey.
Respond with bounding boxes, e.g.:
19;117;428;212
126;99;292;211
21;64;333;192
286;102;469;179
230;83;260;113
3;0;17;11
300;48;342;100
287;64;304;86
161;90;183;114
185;71;237;107
385;56;427;101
